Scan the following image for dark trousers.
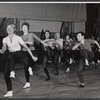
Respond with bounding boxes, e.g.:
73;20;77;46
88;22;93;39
42;47;61;78
73;50;80;63
77;49;94;83
94;51;100;64
9;51;22;71
63;49;73;69
50;48;61;74
4;51;22;91
22;50;36;82
0;51;8;71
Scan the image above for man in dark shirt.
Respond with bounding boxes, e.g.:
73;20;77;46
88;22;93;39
72;32;100;88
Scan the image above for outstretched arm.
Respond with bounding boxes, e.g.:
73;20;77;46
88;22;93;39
22;43;37;61
32;33;47;46
52;40;63;50
72;42;81;50
43;39;54;43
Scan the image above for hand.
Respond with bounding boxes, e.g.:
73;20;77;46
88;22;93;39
32;56;38;62
42;42;48;47
98;48;100;52
0;50;4;53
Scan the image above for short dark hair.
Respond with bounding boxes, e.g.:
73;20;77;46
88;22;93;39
77;31;85;36
44;30;51;39
45;30;50;34
22;22;30;30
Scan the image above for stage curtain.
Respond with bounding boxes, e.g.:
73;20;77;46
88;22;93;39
0;3;86;22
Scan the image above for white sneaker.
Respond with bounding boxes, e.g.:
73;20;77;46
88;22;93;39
10;71;15;79
69;58;73;64
28;67;33;75
85;59;89;66
66;68;70;72
23;82;30;89
3;91;13;97
48;60;52;63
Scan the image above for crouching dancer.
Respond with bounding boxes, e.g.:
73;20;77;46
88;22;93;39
0;24;37;97
72;32;100;88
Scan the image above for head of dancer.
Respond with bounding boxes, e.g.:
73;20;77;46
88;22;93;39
7;24;16;35
54;32;60;40
77;31;85;42
22;22;30;34
44;30;51;39
65;34;71;41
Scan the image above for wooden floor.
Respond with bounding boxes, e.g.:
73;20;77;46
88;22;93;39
0;62;100;98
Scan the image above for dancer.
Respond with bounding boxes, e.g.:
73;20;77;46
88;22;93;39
72;32;100;88
52;32;63;75
42;31;63;80
0;24;37;97
63;34;74;72
21;22;47;88
41;30;53;80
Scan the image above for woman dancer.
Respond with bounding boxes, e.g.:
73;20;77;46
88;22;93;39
42;31;63;80
21;22;47;88
41;30;53;80
0;24;36;97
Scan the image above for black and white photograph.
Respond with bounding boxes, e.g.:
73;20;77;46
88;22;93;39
0;3;100;98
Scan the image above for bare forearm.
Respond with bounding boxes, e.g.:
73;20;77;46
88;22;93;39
43;39;54;43
53;41;60;46
95;41;100;48
0;44;7;53
22;44;35;60
72;43;81;50
27;47;34;58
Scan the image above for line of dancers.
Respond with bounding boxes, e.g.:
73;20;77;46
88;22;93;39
0;22;100;97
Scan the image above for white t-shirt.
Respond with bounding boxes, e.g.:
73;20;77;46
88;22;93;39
55;38;63;50
3;34;24;52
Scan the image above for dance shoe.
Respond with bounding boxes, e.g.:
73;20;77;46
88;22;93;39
23;82;30;89
3;91;13;98
65;68;70;72
28;67;33;75
78;84;84;88
45;77;50;81
10;71;15;79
